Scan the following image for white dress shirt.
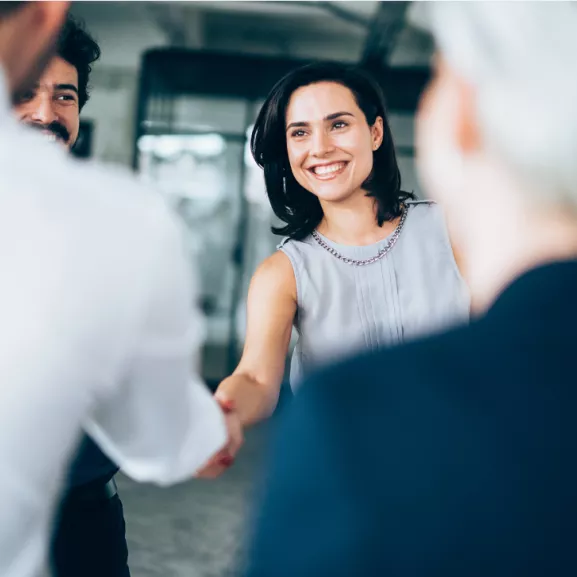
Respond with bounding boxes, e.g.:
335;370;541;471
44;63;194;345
0;68;226;577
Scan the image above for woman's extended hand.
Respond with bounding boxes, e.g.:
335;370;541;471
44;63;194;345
195;394;244;479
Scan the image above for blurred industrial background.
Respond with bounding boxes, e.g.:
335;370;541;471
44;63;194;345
68;2;433;575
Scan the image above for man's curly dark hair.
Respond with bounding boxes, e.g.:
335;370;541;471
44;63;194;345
57;15;101;111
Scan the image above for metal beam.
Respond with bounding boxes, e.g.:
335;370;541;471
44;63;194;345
362;1;410;68
142;3;189;47
286;1;371;29
136;48;429;114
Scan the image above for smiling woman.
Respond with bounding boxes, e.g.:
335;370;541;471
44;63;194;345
197;62;471;479
252;62;412;241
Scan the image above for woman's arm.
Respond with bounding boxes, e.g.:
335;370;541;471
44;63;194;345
215;250;297;427
195;251;297;478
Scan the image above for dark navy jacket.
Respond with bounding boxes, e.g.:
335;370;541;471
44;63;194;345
246;261;577;577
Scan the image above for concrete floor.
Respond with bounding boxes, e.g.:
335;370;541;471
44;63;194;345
115;343;294;577
117;423;273;577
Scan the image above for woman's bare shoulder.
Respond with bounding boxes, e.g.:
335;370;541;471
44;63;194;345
250;251;296;300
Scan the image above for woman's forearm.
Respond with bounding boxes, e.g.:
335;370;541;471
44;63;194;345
215;373;280;427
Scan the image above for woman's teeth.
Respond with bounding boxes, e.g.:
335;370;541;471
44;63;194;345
310;162;347;179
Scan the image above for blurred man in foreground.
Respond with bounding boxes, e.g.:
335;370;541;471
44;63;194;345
12;15;131;577
246;3;577;576
0;3;237;577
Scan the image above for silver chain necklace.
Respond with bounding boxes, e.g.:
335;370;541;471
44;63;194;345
310;206;408;267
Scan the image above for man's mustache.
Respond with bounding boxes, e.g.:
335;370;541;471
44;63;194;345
28;121;70;143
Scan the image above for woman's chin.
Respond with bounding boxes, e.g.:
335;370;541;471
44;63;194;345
311;184;365;204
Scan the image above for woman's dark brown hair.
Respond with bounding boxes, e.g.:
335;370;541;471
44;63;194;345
251;62;414;240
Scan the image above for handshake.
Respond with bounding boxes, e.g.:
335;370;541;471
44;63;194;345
196;394;245;479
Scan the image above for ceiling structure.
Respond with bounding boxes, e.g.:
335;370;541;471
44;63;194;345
71;1;434;69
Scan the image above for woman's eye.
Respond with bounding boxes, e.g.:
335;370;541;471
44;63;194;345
332;121;348;130
291;130;306;138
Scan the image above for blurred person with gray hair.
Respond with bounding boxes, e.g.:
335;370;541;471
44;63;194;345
0;3;235;577
245;3;577;576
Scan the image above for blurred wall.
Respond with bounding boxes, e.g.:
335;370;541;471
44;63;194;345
71;3;170;166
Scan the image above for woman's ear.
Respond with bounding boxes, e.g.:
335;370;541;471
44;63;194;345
371;116;384;151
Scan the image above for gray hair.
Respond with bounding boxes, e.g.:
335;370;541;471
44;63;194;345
412;2;577;207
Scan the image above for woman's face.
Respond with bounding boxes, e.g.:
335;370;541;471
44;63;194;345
285;81;383;204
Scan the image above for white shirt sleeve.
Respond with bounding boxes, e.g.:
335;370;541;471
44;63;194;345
83;205;227;486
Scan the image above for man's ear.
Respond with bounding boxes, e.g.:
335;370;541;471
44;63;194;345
0;1;69;97
10;0;69;45
33;1;70;38
455;72;481;155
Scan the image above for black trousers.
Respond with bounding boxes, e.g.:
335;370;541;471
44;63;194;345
50;480;130;577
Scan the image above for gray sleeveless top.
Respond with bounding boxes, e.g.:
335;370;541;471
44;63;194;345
278;201;470;389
